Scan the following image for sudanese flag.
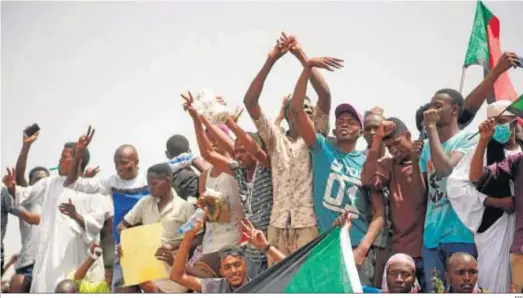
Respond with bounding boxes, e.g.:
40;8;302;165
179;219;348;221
463;1;518;103
235;226;363;293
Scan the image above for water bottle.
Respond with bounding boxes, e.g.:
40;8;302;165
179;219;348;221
178;208;205;234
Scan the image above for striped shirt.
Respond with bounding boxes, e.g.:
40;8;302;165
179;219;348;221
230;162;273;260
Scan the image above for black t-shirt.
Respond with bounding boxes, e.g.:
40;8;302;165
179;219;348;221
172;167;199;200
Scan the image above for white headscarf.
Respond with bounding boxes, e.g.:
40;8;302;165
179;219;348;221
381;253;421;293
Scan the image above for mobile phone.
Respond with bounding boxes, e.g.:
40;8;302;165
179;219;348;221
516;56;523;68
24;123;40;138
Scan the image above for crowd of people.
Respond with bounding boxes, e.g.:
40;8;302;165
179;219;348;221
1;32;522;294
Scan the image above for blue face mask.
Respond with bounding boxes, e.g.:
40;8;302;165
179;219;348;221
492;123;512;144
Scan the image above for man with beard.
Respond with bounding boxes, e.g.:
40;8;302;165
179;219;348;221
419;89;478;292
290;61;385;286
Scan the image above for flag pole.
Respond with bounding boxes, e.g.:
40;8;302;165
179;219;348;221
467;101;515;140
459;67;467;94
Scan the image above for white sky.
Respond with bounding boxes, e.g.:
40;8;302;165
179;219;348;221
1;0;522;279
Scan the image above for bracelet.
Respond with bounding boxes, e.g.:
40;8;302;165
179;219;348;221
263;244;272;252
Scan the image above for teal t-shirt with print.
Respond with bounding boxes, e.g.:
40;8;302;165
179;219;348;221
311;134;370;247
419;129;478;248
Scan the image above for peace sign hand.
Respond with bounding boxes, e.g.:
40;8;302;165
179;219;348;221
181;91;199;119
241;218;269;250
2;167;16;190
76;126;95;156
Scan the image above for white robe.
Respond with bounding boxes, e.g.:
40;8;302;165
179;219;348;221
14;176;113;293
447;146;515;293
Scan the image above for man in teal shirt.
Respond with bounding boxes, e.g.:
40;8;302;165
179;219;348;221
417;88;478;292
289;57;385;286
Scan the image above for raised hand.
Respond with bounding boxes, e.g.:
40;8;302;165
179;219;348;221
332;211;353;230
375;120;396;139
181;91;199;119
59;198;77;219
307;57;344;72
370;106;384;116
280;32;300;55
22;130;39;146
479;118;496;141
3;167;16;189
240;218;269;250
423;109;439;127
493;52;520;74
76;126;95;155
267;34;293;62
83;166;100;178
232;106;245;123
411;140;424;161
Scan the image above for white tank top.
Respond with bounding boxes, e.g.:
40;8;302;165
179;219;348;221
202;169;244;255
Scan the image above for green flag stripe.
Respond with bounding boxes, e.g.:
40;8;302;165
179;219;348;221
464;1;494;68
508;95;523;112
512;95;523;110
283;228;353;293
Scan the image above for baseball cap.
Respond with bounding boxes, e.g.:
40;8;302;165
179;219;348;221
335;103;363;127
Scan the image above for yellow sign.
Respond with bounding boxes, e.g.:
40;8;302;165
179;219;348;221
120;223;168;286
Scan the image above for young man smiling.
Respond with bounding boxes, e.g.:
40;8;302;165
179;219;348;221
290;60;385;286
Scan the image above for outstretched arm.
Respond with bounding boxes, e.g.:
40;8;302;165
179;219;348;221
199;115;235;158
244;38;290;121
225;116;269;167
463;52;520;116
15;131;40;186
74;244;102;281
183;92;233;175
170;225;203;293
291;45;331;115
290;68;317;148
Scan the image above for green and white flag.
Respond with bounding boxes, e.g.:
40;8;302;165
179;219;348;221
236;225;362;293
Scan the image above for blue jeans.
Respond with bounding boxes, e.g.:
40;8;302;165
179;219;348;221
422;243;477;293
112;256;141;293
15;264;34;279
